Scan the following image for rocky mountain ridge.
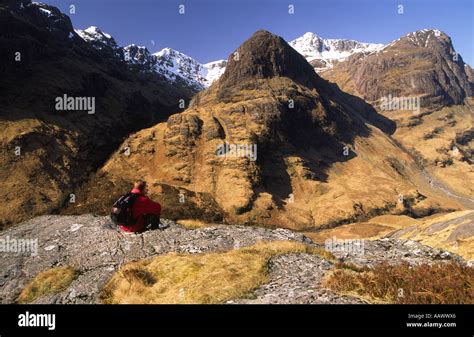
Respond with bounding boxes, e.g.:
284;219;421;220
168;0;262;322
75;26;227;90
76;24;474;101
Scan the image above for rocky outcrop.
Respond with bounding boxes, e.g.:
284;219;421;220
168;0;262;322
232;253;365;304
234;237;465;304
0;214;464;304
466;64;474;86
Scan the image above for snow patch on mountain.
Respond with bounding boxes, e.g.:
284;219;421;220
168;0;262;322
202;60;227;84
38;7;53;17
123;44;153;64
154;48;206;89
402;29;447;48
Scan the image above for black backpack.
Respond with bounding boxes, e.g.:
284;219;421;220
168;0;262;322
110;192;140;226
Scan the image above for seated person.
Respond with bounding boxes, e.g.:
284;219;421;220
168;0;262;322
119;180;162;233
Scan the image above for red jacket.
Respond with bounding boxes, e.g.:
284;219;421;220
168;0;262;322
119;188;162;232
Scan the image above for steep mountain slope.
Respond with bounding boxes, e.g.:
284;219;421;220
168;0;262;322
388;103;474;199
66;30;462;230
0;0;195;228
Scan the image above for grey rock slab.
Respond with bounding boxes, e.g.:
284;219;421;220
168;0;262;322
0;214;467;304
0;215;306;303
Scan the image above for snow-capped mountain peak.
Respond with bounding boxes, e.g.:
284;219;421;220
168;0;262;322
85;26;111;38
300;31;323;43
76;26;115;45
154;47;182;58
289;32;384;70
381;29;452;52
402;29;449;47
290;32;325;58
75;26;123;59
153;48;226;89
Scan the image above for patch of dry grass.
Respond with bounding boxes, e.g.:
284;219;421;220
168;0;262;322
177;219;216;229
17;266;77;304
324;261;473;304
304;222;395;244
100;240;333;304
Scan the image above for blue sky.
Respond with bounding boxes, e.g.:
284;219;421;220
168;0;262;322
47;0;474;65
